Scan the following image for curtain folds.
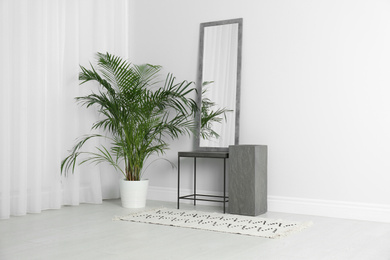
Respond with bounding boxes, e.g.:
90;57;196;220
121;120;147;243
0;0;129;219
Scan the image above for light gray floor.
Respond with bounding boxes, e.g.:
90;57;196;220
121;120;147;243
1;199;390;260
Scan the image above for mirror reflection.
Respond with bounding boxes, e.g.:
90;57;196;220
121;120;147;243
196;18;243;151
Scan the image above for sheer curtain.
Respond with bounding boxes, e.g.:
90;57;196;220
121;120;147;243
0;0;129;219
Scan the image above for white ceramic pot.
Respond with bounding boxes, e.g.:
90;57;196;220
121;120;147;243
119;179;149;208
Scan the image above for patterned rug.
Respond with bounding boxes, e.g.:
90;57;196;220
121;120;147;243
114;208;312;239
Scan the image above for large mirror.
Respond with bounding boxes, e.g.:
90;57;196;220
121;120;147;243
195;18;243;151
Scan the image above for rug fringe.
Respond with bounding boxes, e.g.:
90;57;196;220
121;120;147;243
272;221;313;239
112;206;166;221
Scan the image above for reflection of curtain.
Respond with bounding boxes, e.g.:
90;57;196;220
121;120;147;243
0;0;129;219
200;24;238;148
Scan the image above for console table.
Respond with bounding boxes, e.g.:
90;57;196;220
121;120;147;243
177;151;229;213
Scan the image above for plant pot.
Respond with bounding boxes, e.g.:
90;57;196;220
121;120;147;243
119;179;149;208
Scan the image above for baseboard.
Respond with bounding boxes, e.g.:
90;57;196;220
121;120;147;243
148;186;390;223
268;196;390;223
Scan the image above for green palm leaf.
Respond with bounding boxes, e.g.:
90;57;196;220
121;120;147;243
61;53;199;181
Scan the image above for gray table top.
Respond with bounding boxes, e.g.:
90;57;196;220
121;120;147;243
178;151;229;158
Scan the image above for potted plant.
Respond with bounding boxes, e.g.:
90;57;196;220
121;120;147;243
61;52;199;208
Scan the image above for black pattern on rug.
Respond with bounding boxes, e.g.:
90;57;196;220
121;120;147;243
114;208;312;238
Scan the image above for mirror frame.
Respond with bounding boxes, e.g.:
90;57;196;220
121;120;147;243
195;18;243;151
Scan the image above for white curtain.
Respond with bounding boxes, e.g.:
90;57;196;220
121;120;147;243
0;0;129;219
200;23;238;148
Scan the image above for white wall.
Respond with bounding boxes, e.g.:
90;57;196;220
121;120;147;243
129;0;390;221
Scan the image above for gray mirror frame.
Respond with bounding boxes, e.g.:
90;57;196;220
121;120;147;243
194;18;243;152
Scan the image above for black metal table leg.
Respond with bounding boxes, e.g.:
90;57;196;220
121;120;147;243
223;157;226;213
177;155;180;209
194;157;197;206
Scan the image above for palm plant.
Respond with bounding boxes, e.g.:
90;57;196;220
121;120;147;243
61;53;198;181
199;81;232;140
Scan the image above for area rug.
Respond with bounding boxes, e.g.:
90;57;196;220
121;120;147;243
114;208;312;239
